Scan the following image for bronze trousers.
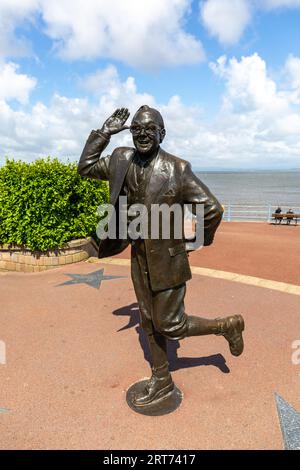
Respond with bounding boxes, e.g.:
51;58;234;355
131;240;189;341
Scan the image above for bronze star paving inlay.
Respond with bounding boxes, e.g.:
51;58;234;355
275;393;300;450
58;268;126;290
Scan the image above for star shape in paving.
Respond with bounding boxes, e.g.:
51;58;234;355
275;393;300;450
58;268;126;290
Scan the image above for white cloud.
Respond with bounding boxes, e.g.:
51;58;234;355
209;53;300;165
0;0;204;68
0;62;37;104
262;0;300;8
282;54;300;104
0;64;207;163
200;0;300;46
1;0;300;67
210;54;288;114
0;0;39;58
1;56;300;169
284;55;300;89
80;65;155;107
200;0;252;46
39;0;204;68
2;0;300;68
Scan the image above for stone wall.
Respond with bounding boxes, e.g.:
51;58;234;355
0;237;98;272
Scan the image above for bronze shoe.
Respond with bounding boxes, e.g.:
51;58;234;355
132;364;174;407
216;314;245;356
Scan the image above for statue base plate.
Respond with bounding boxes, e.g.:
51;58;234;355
126;379;183;416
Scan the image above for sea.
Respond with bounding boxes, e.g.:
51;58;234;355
195;170;300;222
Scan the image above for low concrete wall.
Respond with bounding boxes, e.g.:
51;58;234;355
0;237;98;272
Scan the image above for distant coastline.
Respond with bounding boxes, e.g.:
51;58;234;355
196;170;300;220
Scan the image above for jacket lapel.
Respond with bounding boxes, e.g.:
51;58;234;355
109;146;170;208
109;148;135;205
145;147;169;207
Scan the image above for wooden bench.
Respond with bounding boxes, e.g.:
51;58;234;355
272;213;300;225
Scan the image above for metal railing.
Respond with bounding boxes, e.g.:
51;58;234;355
222;204;300;222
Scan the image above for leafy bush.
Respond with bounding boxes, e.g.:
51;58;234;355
0;158;109;251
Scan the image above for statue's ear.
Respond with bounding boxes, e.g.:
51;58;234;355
159;128;166;143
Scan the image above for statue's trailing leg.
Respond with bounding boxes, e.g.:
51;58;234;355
132;332;174;407
186;314;245;357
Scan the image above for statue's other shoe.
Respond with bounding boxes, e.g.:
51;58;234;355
132;374;174;407
216;314;245;357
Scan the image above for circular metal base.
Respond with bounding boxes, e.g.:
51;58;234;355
126;379;183;416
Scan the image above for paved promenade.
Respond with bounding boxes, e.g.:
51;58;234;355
0;222;299;449
115;222;300;286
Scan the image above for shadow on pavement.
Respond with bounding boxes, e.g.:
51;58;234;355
113;303;230;374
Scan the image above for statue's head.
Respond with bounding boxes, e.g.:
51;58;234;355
130;105;166;156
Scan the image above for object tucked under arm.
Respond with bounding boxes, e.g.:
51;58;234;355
181;162;223;246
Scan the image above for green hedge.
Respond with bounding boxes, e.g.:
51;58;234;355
0;158;109;251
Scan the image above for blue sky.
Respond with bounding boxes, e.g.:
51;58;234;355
1;0;300;169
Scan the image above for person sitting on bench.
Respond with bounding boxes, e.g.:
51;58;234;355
286;208;294;225
275;206;283;224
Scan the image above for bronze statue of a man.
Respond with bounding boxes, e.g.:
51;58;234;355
78;106;245;408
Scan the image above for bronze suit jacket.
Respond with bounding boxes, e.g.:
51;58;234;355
78;130;224;291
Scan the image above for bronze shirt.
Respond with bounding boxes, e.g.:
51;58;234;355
123;152;156;205
122;152;156;240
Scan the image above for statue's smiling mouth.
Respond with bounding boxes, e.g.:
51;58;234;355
137;138;151;145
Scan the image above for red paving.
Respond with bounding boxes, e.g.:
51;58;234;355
1;253;300;449
115;222;300;286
